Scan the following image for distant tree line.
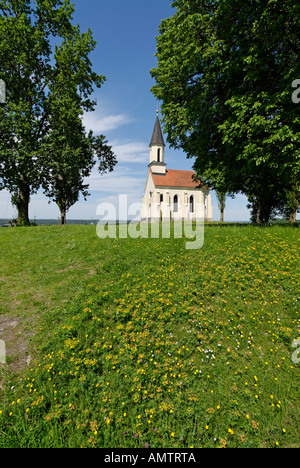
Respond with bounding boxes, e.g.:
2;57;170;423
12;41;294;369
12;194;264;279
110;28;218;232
151;0;300;223
0;0;117;225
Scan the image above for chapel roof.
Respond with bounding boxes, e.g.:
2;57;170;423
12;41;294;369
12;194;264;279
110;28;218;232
150;168;208;190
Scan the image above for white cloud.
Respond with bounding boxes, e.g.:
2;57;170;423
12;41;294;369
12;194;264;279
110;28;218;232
87;165;145;195
82;112;133;134
111;140;149;164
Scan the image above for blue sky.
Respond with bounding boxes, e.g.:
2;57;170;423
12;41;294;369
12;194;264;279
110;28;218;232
0;0;252;222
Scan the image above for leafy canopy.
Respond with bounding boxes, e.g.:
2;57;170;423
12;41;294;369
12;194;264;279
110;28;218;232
151;0;300;220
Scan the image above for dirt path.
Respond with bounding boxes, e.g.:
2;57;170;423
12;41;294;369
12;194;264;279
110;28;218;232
0;314;35;390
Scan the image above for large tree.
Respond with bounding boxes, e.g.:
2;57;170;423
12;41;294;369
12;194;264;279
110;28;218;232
0;0;115;225
151;0;300;223
41;26;116;224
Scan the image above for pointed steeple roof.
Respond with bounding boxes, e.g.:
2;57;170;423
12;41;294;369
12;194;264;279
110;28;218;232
149;110;165;147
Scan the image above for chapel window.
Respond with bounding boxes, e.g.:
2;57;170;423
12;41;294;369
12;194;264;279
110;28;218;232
189;195;195;213
173;195;179;213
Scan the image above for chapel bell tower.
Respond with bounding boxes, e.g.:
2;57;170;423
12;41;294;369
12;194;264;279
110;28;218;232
149;110;166;175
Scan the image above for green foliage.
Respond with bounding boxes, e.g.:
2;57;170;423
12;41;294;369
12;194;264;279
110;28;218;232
0;0;116;225
151;0;300;223
0;224;299;447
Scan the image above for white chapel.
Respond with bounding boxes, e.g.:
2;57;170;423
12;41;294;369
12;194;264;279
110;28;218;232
141;111;213;222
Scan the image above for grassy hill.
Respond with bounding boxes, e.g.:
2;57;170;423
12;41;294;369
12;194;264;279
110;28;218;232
0;223;299;447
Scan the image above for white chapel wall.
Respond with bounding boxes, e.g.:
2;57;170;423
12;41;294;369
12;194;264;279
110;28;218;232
142;183;212;222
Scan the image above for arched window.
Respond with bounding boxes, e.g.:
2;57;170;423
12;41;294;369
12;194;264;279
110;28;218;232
160;194;164;203
157;148;161;162
189;195;195;213
173;195;179;213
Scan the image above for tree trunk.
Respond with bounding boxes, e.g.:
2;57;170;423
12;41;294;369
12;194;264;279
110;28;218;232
255;199;272;224
262;203;273;224
286;185;299;223
217;192;226;223
220;209;224;223
14;183;30;225
255;204;262;224
59;200;67;225
289;210;297;223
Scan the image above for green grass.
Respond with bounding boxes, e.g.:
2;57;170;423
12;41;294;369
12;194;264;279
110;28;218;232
0;223;299;448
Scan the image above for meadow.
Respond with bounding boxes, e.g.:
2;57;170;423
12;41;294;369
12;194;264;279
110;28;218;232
0;223;299;448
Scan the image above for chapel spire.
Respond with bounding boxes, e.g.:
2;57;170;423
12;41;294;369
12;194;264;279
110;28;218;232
149;109;165;148
149;110;166;175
